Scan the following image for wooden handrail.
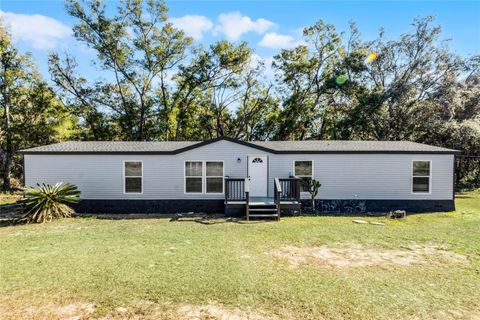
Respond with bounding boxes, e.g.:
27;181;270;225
274;178;282;195
274;178;282;220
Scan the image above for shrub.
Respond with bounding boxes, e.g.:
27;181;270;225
303;178;322;211
22;183;80;223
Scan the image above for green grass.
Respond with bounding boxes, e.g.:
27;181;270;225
0;191;479;319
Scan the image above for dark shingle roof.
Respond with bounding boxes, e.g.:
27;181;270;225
20;137;460;154
21;141;200;153
250;140;458;153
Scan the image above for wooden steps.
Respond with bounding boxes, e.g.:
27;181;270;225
248;214;279;218
247;203;279;221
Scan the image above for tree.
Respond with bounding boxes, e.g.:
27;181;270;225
50;1;280;142
0;23;24;190
51;0;192;141
0;23;76;190
49;53;116;140
273;20;344;140
170;40;252;139
172;41;278;140
272;17;477;144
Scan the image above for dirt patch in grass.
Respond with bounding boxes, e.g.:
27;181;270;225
267;244;467;269
177;303;276;320
1;301;280;320
5;302;97;320
2;300;478;320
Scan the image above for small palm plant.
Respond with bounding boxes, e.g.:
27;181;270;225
22;183;80;223
303;179;321;212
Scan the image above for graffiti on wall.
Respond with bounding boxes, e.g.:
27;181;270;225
301;200;367;214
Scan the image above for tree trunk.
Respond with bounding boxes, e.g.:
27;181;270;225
2;93;12;190
139;99;145;141
164;107;170;141
175;111;182;141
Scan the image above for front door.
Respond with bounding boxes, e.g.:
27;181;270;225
248;155;268;197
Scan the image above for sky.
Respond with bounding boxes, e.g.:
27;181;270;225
0;0;479;81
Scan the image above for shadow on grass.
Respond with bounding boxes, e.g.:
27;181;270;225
0;218;26;227
298;212;387;217
0;202;25;227
455;195;475;199
192;217;272;225
80;213;274;224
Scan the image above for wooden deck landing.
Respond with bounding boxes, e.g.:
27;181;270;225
227;197;300;206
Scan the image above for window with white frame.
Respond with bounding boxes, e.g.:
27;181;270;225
124;161;142;193
185;161;224;194
412;161;431;193
294;160;313;192
206;161;224;193
185;161;203;193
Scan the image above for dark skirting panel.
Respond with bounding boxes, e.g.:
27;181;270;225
72;199;225;214
72;198;455;215
300;199;455;214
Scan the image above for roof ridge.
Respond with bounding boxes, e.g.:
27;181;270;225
19;137;461;154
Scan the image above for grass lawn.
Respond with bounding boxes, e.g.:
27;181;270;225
0;191;479;319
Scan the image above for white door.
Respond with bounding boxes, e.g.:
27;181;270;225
248;156;268;197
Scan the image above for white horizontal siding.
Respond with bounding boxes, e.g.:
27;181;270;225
268;154;454;200
24;140;454;200
24;140;271;200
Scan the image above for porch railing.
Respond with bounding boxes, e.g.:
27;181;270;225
278;176;302;201
225;176;301;203
225;177;248;203
274;178;282;217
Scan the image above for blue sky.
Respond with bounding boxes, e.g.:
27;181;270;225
1;0;479;80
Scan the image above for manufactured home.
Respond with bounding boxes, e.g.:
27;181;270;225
20;137;460;218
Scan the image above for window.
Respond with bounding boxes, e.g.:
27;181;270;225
412;161;431;193
124;161;142;193
206;161;224;193
294;160;313;192
252;157;263;163
185;161;203;193
185;161;224;194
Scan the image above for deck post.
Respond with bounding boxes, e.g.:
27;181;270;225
224;176;229;205
245;177;250;221
294;176;301;201
295;176;302;215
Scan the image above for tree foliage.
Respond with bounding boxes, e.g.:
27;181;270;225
0;23;77;190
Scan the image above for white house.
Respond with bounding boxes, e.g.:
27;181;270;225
20;137;459;218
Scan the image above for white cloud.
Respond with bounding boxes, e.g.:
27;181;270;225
0;11;71;50
214;12;276;41
170;15;213;40
258;32;302;49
